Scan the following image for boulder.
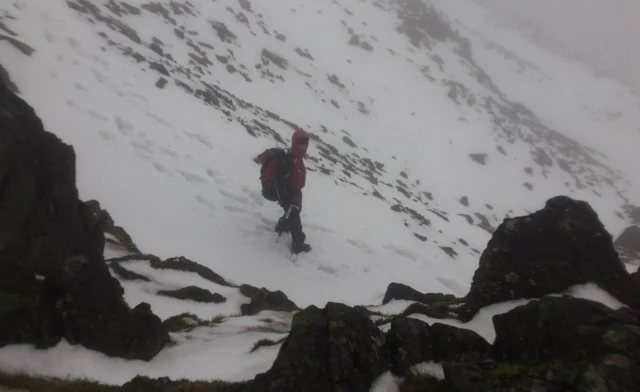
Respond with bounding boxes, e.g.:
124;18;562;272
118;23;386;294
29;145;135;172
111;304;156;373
239;284;298;315
382;282;456;305
383;317;492;374
493;296;640;364
437;296;640;392
614;225;640;252
247;302;387;392
461;196;640;320
0;79;169;360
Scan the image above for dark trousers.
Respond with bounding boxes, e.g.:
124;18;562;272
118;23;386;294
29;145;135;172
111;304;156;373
281;205;305;245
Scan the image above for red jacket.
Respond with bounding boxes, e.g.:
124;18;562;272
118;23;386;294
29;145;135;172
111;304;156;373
276;130;308;206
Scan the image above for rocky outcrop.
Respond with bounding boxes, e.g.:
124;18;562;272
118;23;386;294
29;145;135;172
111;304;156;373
614;225;640;266
247;302;388;392
446;296;640;392
382;282;456;305
151;256;234;287
460;196;640;321
239;284;298;315
157;286;226;303
0;79;169;361
614;225;640;253
383;318;492;375
85;200;141;255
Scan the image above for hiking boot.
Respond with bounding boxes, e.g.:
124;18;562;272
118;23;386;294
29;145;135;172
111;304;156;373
292;242;311;254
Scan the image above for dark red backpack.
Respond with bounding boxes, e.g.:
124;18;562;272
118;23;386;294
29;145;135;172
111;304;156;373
256;148;288;201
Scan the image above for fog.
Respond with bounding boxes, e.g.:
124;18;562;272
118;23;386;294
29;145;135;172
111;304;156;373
475;0;640;93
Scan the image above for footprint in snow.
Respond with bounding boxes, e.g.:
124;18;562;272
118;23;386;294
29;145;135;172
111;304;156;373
73;82;88;92
179;170;206;183
98;130;116;142
206;168;227;184
114;116;133;136
131;140;154;154
87;110;109;122
347;238;374;254
44;30;54;43
195;194;215;209
218;189;251;205
153;162;173;176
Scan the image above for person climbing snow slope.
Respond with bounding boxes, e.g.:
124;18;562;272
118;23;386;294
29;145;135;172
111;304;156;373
256;129;312;254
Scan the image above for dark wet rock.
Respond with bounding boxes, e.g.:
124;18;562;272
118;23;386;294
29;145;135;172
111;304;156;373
0;63;18;93
294;47;313;60
155;77;168;89
440;246;458;258
110;262;151;282
493;296;640;363
627;205;640;224
68;0;141;43
210;21;237;44
460;196;469;206
460;196;640;321
150;256;234;287
239;284;298;315
158;286;226;304
328;74;345;89
474;212;495;234
85;200;141;254
261;49;287;69
382;282;456;305
238;0;252;12
0;33;35;56
120;2;141;15
0;79;169;361
149;61;170;76
342;136;356;148
524;182;533;190
469;153;488;165
384;317;492;375
614;225;640;253
414;233;427;242
246;302;387;392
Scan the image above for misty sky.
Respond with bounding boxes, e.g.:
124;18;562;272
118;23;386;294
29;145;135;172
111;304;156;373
475;0;640;93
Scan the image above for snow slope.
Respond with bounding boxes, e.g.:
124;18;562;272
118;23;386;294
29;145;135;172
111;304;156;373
0;0;638;386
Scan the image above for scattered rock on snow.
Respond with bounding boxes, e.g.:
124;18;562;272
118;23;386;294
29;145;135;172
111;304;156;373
382;282;456;305
110;262;151;282
158;286;226;303
151;256;234;287
239;284;298;315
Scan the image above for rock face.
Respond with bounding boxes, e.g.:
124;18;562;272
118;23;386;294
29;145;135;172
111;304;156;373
382;282;456;305
493;296;640;364
443;297;640;392
0;79;169;360
383;318;492;375
247;302;387;392
614;225;640;253
461;196;640;320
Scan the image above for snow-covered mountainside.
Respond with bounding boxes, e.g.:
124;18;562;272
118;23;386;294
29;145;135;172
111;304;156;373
1;0;639;387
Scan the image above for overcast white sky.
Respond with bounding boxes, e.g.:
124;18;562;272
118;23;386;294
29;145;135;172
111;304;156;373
475;0;640;93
